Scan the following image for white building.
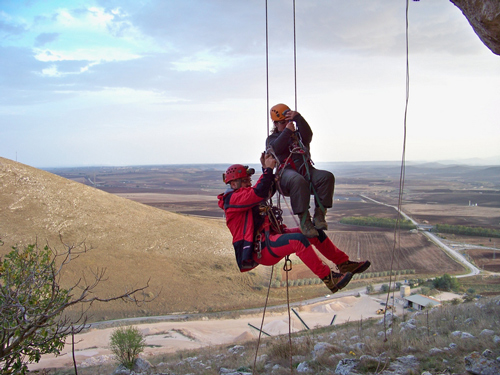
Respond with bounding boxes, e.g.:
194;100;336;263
403;294;442;310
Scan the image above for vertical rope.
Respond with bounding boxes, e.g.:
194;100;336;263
283;258;293;374
252;265;274;375
260;2;295;373
384;0;410;340
292;0;297;111
265;0;270;136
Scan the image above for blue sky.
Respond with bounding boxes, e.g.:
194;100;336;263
1;0;499;168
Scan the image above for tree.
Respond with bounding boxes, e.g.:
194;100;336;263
432;274;460;292
0;241;151;375
366;284;374;294
109;326;146;369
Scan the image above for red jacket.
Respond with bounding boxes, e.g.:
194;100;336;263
218;167;275;272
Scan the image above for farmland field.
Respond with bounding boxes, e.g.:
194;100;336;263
464;249;500;273
49;162;500;283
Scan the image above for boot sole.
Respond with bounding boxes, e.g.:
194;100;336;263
340;261;371;275
336;272;353;290
352;261;371;274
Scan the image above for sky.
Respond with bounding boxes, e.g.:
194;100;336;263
1;0;499;168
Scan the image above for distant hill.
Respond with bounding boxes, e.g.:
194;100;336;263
0;157;280;321
314;162;500;185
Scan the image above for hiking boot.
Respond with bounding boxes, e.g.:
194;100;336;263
321;271;353;293
313;207;328;230
298;211;319;238
338;260;371;275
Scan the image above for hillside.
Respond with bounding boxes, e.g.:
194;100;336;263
0;157;281;321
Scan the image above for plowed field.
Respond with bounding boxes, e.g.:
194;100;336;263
281;229;466;281
464;249;500;273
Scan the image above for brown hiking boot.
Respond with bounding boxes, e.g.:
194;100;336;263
338;260;371;275
313;207;328;230
298;211;319;238
321;271;353;293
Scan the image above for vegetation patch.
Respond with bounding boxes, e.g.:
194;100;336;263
432;224;500;238
340;216;416;229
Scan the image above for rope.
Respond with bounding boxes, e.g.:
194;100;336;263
284;257;293;373
257;1;299;371
252;199;294;374
293;0;297;111
252;264;274;375
383;0;410;340
265;0;270;136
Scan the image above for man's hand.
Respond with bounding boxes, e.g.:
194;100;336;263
263;153;276;169
284;110;299;121
260;152;266;167
284;110;299;131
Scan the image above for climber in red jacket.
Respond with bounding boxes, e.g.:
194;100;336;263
217;153;370;294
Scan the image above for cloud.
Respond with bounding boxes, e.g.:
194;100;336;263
0;0;499;167
34;32;59;46
0;10;27;39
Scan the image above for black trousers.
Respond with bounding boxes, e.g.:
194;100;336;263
278;166;335;215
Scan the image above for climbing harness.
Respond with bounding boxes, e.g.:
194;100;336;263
267;129;327;232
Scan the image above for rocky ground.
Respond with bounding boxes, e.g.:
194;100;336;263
37;296;500;375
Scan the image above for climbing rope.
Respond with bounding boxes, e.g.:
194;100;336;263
292;0;298;111
265;0;270;137
252;200;294;375
383;0;411;340
252;263;274;374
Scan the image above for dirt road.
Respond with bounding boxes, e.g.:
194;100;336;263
29;293;385;371
29;290;462;371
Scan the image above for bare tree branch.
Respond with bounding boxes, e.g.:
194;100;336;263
0;241;153;374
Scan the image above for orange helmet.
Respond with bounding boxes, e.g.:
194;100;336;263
270;103;291;122
223;164;255;184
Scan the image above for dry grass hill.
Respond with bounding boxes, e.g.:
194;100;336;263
0;157;287;321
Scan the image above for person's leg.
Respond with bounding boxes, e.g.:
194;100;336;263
309;168;335;209
308;230;349;265
255;232;330;278
309;230;371;274
309;168;335;230
278;168;310;215
253;229;353;293
279;168;318;237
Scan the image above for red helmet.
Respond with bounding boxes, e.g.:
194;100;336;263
270;103;291;122
223;164;255;184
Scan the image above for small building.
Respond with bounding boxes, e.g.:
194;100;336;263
403;294;441;310
400;285;411;298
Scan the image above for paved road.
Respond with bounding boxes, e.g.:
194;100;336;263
360;195;481;277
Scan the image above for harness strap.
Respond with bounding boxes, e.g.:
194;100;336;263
254;202;285;259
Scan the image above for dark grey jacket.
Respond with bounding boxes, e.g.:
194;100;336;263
265;113;313;172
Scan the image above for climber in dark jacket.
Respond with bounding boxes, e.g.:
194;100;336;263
266;103;335;238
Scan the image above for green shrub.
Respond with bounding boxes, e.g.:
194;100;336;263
109;326;146;369
339;216;417;230
432;224;500;238
432;274;460;292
